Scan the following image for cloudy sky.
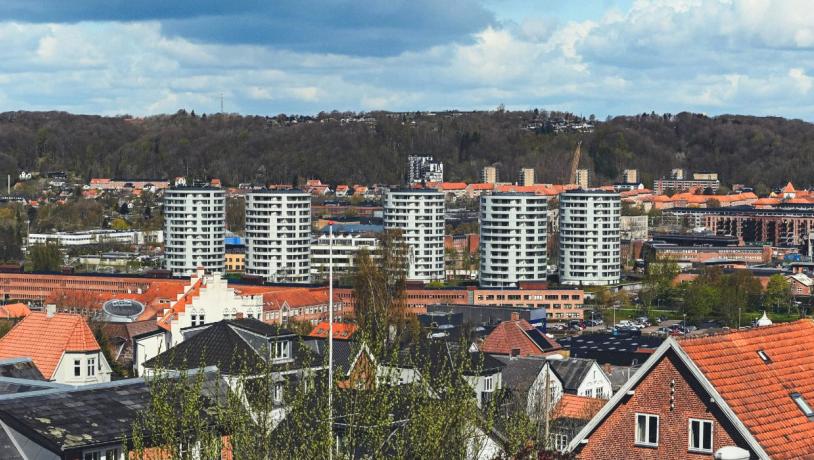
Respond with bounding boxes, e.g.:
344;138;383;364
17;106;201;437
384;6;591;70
0;0;812;118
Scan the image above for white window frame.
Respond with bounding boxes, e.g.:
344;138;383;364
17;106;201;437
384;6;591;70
273;383;284;403
271;340;291;362
74;359;82;377
87;357;96;377
634;413;659;447
83;447;122;460
551;432;569;452
483;376;494;392
688;418;713;453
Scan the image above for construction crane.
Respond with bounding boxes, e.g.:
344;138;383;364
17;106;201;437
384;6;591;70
568;140;582;185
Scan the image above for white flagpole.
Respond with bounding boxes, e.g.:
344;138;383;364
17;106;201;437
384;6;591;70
328;222;334;459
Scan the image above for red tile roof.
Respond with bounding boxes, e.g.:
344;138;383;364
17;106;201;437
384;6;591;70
262;287;334;311
309;322;357;340
480;319;561;357
156;277;204;330
552;394;606;420
0;303;31;318
783;182;796;193
0;312;101;379
680;320;814;459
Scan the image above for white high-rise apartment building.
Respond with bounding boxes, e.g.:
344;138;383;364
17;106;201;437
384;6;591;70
245;190;311;283
407;155;444;183
479;193;548;287
383;189;445;281
311;230;381;279
559;190;621;285
163;186;225;276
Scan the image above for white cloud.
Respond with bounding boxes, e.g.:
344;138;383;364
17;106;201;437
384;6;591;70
0;0;813;119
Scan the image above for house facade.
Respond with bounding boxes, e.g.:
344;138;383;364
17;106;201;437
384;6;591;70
569;321;814;459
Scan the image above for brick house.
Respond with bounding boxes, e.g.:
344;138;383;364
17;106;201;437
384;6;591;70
568;320;814;459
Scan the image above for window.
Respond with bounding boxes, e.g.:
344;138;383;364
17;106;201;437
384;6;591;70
271;341;291;361
483;376;494;392
74;359;82;377
792;393;814;419
87;357;96;377
635;413;659;447
273;383;284;403
757;350;772;363
551;433;569;452
689;419;713;452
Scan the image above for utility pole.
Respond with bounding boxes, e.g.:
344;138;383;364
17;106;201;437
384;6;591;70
328;222;334;460
220;93;224;113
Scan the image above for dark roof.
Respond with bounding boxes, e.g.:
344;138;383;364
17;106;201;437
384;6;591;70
389;340;504;380
227;318;295;338
0;380;152;454
0;358;44;381
604;365;639;392
145;320;314;374
145;321;264;373
0;426;22;459
0;371;229;455
493;356;546;394
549;358;596;393
561;333;664;366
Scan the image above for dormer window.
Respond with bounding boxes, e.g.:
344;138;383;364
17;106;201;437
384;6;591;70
757;350;771;363
271;340;291;362
791;393;814;420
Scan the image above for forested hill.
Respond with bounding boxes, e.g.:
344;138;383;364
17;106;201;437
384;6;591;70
0;109;812;191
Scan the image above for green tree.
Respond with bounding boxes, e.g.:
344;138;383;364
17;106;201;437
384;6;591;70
110;217;130;230
352;229;408;357
28;242;62;272
683;282;717;322
764;274;792;313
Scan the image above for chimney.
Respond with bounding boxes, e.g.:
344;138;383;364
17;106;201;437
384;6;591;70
236;312;245;319
46;304;56;318
510;311;520;321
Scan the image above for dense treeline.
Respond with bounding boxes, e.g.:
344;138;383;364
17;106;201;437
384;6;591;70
0;110;813;188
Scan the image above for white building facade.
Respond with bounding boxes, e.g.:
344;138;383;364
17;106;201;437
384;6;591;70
383;189;445;281
558;190;621;285
407;155;444;183
163;187;225;276
310;232;380;279
245;190;311;283
479;193;548;287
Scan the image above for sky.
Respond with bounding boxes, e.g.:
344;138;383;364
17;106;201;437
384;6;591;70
0;0;812;119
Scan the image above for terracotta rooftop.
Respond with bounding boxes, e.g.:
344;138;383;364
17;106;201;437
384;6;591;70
309;322;357;340
0;312;101;380
0;303;31;319
552;393;606;420
156;276;204;330
782;182;796;193
680;320;814;459
262;287;335;311
480;319;561;357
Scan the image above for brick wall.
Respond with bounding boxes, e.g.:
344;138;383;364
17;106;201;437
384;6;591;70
575;350;753;459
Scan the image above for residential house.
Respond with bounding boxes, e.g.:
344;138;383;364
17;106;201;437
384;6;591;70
549;394;606;452
549;358;613;399
0;307;111;385
0;369;227;460
496;356;563;416
787;272;813;296
480;317;563;358
380;341;506;408
568;320;814;459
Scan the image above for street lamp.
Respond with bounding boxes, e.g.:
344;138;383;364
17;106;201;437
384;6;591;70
683;313;687;334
